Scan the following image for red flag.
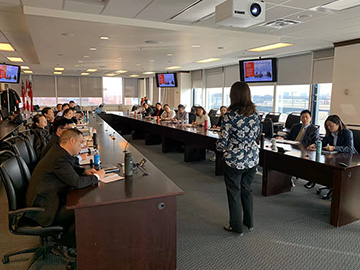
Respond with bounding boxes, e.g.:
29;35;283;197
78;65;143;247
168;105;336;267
29;80;33;112
21;80;25;107
25;79;29;111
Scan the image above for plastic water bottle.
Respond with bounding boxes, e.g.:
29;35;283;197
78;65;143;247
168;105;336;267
316;140;322;155
94;149;100;169
204;120;208;130
271;138;277;150
124;152;133;176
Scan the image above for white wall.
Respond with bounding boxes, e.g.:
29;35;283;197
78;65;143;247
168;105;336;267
331;43;360;124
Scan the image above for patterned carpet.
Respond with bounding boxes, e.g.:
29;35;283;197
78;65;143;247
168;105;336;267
1;139;360;269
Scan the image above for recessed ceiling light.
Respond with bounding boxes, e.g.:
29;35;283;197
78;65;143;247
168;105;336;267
115;70;128;74
90;47;97;51
136;64;141;66
100;36;109;40
78;60;83;63
54;72;62;75
195;58;221;63
297;14;312;19
118;57;122;60
165;66;182;70
7;57;24;62
106;73;116;76
149;59;155;62
167;54;173;56
21;66;30;69
192;45;201;48
75;65;79;67
81;72;89;75
54;67;64;71
86;69;97;72
248;42;293;52
23;70;33;74
0;43;15;51
129;74;139;77
83;56;90;58
142;72;155;75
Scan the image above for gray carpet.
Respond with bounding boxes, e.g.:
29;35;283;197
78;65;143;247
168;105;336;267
1;139;360;269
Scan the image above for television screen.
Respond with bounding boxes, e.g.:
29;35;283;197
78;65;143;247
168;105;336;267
239;58;277;83
155;73;177;88
0;63;20;84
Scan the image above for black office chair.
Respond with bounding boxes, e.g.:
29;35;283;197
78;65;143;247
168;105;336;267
348;126;360;154
257;112;264;121
265;112;281;123
208;109;218;117
210;116;219;127
3;136;38;173
282;113;301;134
0;152;63;269
262;119;274;138
188;112;196;124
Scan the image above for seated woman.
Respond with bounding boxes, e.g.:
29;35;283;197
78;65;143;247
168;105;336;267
31;114;51;160
152;102;164;117
212;106;227;129
192;106;210;127
173;104;187;122
160;104;175;120
307;115;358;200
142;102;154;117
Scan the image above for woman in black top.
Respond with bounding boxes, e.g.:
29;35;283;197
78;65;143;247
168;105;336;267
31;114;51;160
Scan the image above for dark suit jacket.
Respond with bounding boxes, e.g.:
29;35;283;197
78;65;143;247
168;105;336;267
26;143;98;227
322;128;358;154
40;133;59;159
32;128;50;160
286;123;319;147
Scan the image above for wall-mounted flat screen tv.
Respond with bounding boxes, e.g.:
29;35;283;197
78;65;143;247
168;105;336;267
0;63;21;84
239;58;277;83
155;73;177;88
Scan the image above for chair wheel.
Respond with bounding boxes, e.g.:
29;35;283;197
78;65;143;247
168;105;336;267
2;256;9;264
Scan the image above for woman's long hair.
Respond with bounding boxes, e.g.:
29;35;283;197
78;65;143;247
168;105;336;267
31;114;44;129
228;81;256;117
324;115;346;137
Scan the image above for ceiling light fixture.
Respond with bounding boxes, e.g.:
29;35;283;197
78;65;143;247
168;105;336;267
78;60;83;63
100;36;109;40
83;56;90;58
21;66;30;69
54;72;62;75
195;58;221;63
149;59;155;62
167;54;173;56
322;0;360;10
7;57;24;62
23;70;33;74
86;69;97;72
106;73;116;76
90;47;97;51
165;66;182;70
0;43;15;51
129;75;139;77
115;70;128;74
192;45;201;48
81;72;89;75
54;67;64;71
142;72;155;75
248;42;293;52
118;58;122;60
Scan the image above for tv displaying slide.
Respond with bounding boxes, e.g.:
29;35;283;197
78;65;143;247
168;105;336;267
0;63;20;84
155;73;177;88
239;58;277;83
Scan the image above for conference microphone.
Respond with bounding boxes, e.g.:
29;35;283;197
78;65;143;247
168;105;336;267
124;131;134;177
124;131;134;153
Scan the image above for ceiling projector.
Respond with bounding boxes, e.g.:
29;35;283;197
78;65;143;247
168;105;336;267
215;0;265;28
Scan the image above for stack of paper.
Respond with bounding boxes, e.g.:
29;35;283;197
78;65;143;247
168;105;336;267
100;173;124;184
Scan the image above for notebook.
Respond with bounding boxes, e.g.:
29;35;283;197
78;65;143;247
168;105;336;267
100;173;124;184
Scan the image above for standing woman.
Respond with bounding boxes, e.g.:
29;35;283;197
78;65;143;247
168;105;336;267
216;81;260;235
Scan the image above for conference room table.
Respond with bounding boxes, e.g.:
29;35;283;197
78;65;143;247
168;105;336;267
0;120;21;141
66;115;184;270
99;112;224;175
261;141;360;227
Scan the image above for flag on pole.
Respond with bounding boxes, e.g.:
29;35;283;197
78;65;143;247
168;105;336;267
29;80;33;112
21;80;25;109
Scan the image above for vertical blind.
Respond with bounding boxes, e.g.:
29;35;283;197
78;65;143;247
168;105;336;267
80;77;102;97
57;76;80;97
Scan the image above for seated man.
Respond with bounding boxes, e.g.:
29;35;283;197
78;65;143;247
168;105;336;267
41;118;74;159
173;104;187;122
26;129;105;257
142;102;154;117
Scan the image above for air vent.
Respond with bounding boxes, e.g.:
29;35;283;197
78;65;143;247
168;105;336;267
68;0;108;5
262;19;300;29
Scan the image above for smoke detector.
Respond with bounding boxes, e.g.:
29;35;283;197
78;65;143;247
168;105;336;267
262;19;300;29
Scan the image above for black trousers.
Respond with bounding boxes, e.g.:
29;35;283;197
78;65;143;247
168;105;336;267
53;205;76;248
224;163;256;234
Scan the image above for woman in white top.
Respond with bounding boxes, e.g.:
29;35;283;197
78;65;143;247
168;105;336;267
160;104;175;120
193;106;210;126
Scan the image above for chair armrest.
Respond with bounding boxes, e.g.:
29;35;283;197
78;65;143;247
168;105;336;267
9;207;45;217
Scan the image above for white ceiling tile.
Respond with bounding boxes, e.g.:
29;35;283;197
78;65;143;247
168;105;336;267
242;26;276;34
0;0;19;4
265;5;302;22
64;0;104;14
22;0;63;10
284;10;329;22
283;0;332;9
267;0;291;4
101;0;153;18
136;0;198;22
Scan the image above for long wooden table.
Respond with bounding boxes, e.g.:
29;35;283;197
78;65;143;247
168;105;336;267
261;142;360;227
66;115;183;270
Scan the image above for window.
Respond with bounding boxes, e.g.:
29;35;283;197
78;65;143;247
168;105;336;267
193;88;204;107
224;87;230;107
81;98;103;106
206;88;222;111
124;97;139;105
315;83;332;134
276;85;310;122
103;77;123;104
32;97;56;107
58;97;80;105
250;85;274;113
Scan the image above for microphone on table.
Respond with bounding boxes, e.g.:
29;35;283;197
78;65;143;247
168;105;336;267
124;131;134;177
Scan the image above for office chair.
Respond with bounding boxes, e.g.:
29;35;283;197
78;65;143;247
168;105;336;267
276;112;301;135
265;112;281;123
262;119;274;138
3;136;38;173
257;112;264;121
0;152;64;269
348;126;360;153
210;116;220;127
208;109;218;117
188;112;196;124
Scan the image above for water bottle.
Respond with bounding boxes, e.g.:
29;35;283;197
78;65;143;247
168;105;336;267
316;140;322;155
271;138;277;150
124;152;133;176
93;131;98;148
204;120;208;130
94;149;100;169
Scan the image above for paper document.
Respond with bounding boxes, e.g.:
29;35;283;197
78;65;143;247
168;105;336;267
321;150;338;155
100;173;124;184
275;139;300;145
